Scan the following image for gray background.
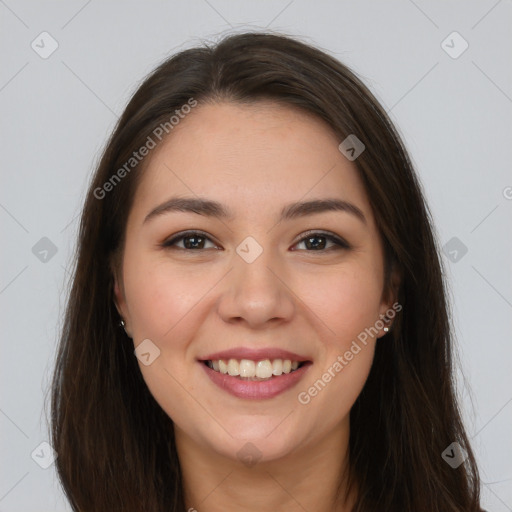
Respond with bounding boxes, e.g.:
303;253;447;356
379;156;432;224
1;1;511;510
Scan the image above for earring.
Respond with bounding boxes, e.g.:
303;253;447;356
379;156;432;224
119;318;130;337
382;316;391;333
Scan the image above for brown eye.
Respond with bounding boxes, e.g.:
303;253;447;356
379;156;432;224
162;231;218;250
161;230;350;252
292;232;350;251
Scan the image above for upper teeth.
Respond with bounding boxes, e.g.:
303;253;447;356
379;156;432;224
208;359;300;378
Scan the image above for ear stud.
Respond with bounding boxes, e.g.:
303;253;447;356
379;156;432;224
119;318;130;337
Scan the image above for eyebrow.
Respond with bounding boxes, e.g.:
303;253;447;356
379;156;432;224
143;196;367;225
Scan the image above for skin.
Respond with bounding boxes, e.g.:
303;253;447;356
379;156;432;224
113;101;398;511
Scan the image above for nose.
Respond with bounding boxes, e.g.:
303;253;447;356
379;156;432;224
216;245;296;329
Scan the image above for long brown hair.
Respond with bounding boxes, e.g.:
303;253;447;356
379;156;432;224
50;32;483;511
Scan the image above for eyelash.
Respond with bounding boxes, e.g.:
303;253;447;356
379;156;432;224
161;230;351;252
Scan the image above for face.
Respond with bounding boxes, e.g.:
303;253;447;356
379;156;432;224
114;101;396;463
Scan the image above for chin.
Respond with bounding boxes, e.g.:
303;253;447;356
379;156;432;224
189;414;307;464
217;432;302;465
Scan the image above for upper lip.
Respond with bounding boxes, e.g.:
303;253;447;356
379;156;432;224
199;347;311;362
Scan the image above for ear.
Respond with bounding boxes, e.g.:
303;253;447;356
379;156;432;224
113;278;126;317
377;265;401;338
111;255;132;337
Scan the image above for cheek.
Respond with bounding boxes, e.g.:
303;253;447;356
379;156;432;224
296;262;383;343
123;255;209;422
294;262;381;409
123;254;209;340
303;342;376;423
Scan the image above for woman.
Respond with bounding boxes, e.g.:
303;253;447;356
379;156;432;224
51;32;485;511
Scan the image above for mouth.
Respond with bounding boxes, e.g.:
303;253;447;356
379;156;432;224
199;354;312;400
202;358;306;381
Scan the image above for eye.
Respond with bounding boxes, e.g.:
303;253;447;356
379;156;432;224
161;231;218;250
292;231;350;251
161;230;350;252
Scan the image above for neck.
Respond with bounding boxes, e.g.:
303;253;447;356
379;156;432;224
175;420;356;512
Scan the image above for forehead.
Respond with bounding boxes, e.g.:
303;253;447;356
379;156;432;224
131;101;373;225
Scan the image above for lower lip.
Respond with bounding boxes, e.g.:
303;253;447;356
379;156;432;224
200;362;312;400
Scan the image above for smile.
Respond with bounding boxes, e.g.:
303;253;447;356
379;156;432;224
200;357;312;400
205;358;303;380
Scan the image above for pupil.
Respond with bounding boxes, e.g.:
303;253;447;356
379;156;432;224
185;236;203;249
183;235;327;250
306;236;325;250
